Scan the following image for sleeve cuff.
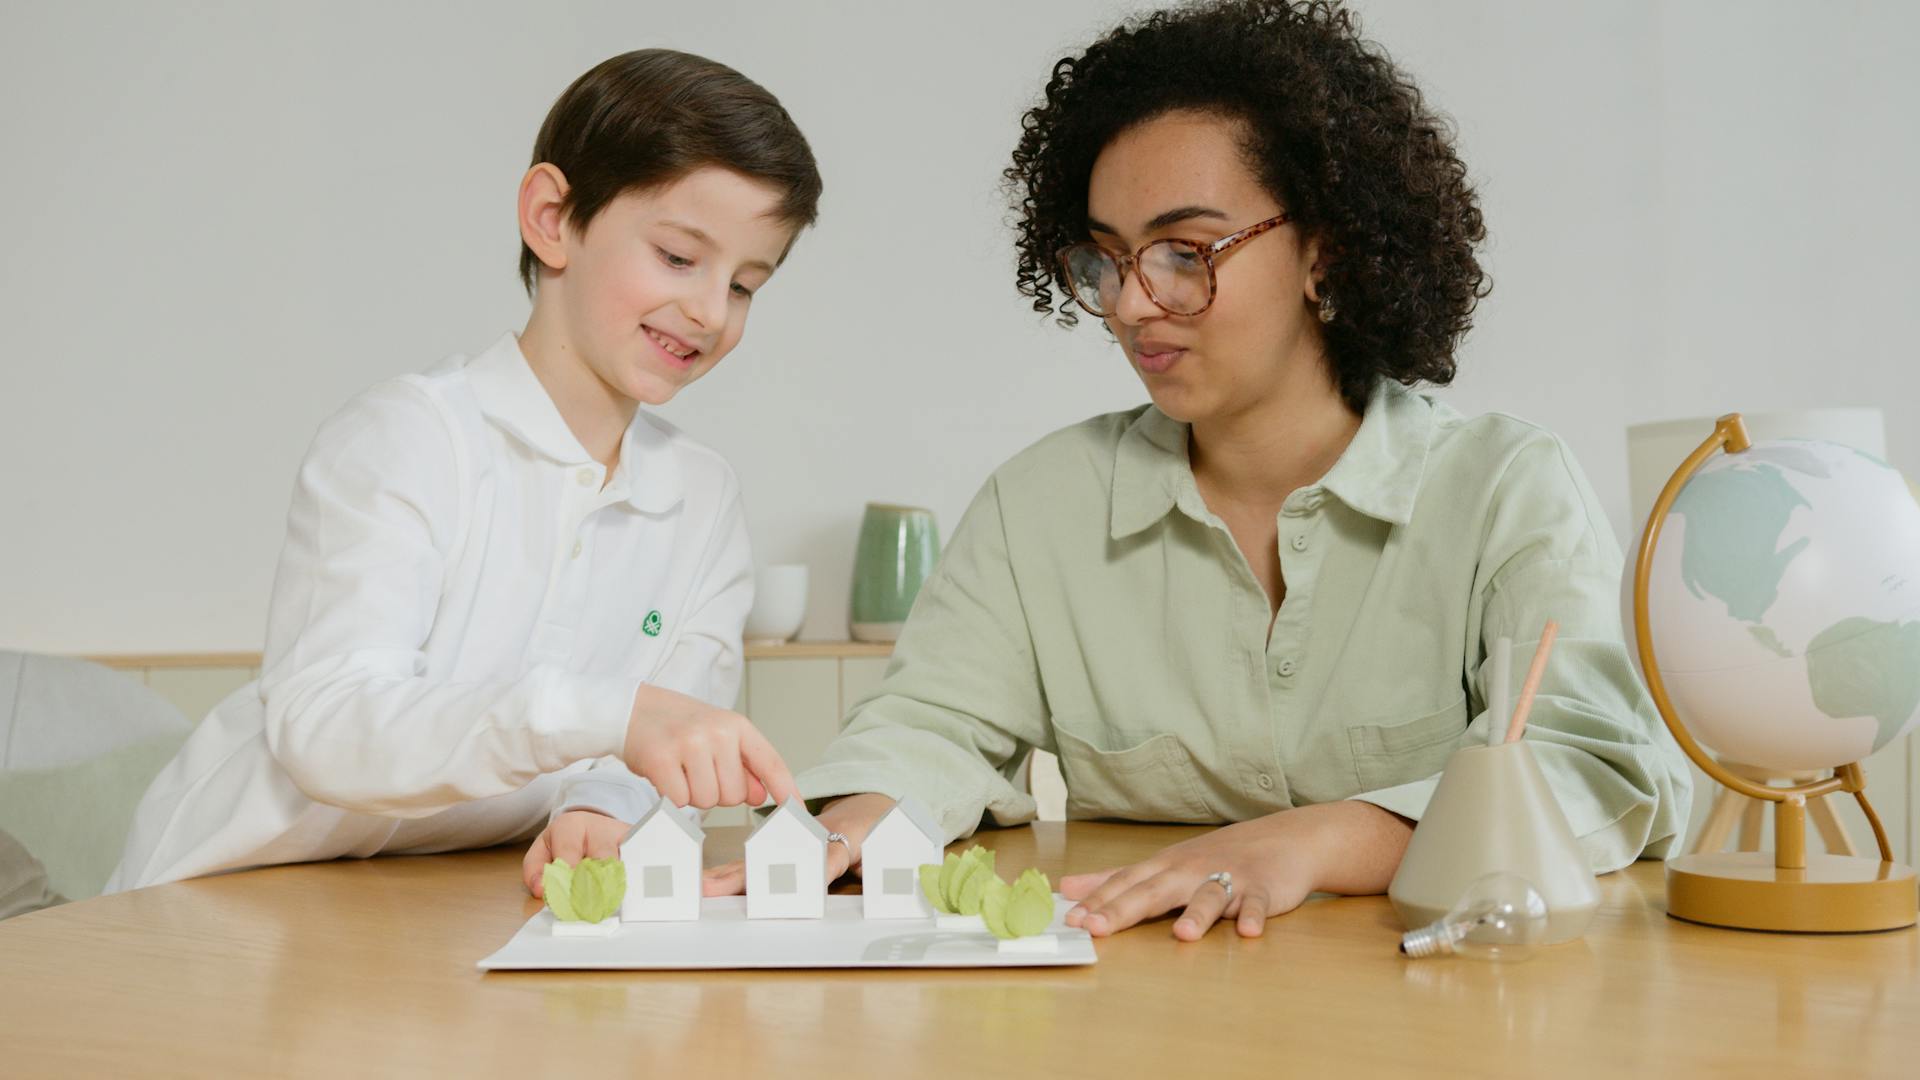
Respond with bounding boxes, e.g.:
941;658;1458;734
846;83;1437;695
1347;774;1442;823
795;764;988;846
1348;765;1649;874
550;764;662;826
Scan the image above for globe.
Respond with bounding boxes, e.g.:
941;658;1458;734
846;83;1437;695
1626;438;1920;772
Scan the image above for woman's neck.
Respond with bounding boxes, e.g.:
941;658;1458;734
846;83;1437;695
1188;363;1363;510
517;308;637;472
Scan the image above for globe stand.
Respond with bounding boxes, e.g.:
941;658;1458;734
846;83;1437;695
1688;761;1858;857
1635;413;1918;933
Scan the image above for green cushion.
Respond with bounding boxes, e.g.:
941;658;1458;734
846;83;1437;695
0;734;189;901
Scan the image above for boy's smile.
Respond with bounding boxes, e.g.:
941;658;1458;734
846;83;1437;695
642;324;701;365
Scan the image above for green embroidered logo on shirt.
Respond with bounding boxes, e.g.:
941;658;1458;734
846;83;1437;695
643;610;663;637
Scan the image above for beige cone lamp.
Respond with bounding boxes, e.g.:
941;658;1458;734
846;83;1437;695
1389;739;1601;944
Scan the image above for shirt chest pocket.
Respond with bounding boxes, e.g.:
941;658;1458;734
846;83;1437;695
1051;716;1213;823
1344;693;1469;792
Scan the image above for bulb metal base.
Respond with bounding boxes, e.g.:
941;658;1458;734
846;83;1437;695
1399;920;1467;958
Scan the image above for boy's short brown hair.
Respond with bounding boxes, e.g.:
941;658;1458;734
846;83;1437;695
518;49;823;294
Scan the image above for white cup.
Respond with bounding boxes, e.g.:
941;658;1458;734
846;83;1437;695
744;564;808;644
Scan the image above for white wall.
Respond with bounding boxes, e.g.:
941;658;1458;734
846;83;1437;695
2;1;1916;652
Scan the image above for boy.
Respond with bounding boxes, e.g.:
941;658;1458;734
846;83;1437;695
109;49;821;891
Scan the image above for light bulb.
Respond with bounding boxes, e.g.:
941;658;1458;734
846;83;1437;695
1399;872;1549;961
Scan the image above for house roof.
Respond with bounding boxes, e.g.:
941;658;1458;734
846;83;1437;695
746;796;831;845
871;795;943;844
621;799;706;846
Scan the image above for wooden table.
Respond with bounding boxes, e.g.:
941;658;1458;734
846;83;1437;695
2;823;1915;1077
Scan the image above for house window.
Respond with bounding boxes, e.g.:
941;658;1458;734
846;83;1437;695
768;863;797;894
643;865;674;899
883;867;915;896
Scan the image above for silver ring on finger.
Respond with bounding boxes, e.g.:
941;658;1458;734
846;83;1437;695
826;832;854;862
1204;871;1233;902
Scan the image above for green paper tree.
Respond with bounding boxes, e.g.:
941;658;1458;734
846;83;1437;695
542;858;627;923
917;846;1053;937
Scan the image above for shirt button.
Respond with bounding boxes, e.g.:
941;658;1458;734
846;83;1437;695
571;540;583;560
1291;534;1309;552
1257;773;1275;790
1276;658;1297;677
575;468;596;487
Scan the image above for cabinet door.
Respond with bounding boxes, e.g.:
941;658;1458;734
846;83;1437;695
743;658;843;779
1029;751;1067;823
705;657;842;829
1910;733;1919;866
146;666;255;726
839;657;890;719
842;655;1066;821
704;660;752;826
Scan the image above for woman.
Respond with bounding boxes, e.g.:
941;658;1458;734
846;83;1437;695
565;0;1691;939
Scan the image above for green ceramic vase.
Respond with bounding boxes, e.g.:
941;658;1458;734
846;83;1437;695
850;503;940;642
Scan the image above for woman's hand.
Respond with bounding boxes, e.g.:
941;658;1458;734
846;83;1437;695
522;809;633;898
701;792;898;896
1062;801;1413;939
622;684;798;811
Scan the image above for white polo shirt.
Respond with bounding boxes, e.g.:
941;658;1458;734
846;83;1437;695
108;332;749;890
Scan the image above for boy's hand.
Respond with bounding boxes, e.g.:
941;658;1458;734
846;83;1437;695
701;792;897;896
523;809;631;897
623;684;798;810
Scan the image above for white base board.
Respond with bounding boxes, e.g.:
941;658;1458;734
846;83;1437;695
550;916;619;937
480;894;1095;971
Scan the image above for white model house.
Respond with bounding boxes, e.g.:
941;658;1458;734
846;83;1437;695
860;796;945;919
619;801;705;922
745;797;830;919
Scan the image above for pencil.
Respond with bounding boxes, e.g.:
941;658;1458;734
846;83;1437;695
1487;636;1512;748
1504;621;1560;744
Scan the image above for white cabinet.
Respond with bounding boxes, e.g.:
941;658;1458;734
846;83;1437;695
143;665;257;725
96;648;1915;864
839;656;890;713
703;656;842;827
749;651;1067;823
710;645;1067;825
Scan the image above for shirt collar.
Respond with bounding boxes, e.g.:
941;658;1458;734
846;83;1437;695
1109;379;1434;540
465;332;685;514
619;413;687;514
1110;405;1201;539
1318;380;1433;526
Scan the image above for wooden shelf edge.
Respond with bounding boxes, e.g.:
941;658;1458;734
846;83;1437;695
77;652;262;671
744;641;894;660
78;642;892;670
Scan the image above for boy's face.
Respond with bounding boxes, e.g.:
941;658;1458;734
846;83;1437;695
557;167;794;406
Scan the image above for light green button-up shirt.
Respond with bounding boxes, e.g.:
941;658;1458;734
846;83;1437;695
798;380;1691;872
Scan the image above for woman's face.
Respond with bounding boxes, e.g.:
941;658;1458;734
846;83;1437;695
1085;110;1323;425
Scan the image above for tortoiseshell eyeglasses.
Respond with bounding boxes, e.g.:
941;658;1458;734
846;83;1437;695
1055;212;1291;318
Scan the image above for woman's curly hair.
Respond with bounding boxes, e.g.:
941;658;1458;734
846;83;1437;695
1005;0;1489;412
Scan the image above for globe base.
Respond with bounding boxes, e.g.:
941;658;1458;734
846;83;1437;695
1666;852;1917;933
